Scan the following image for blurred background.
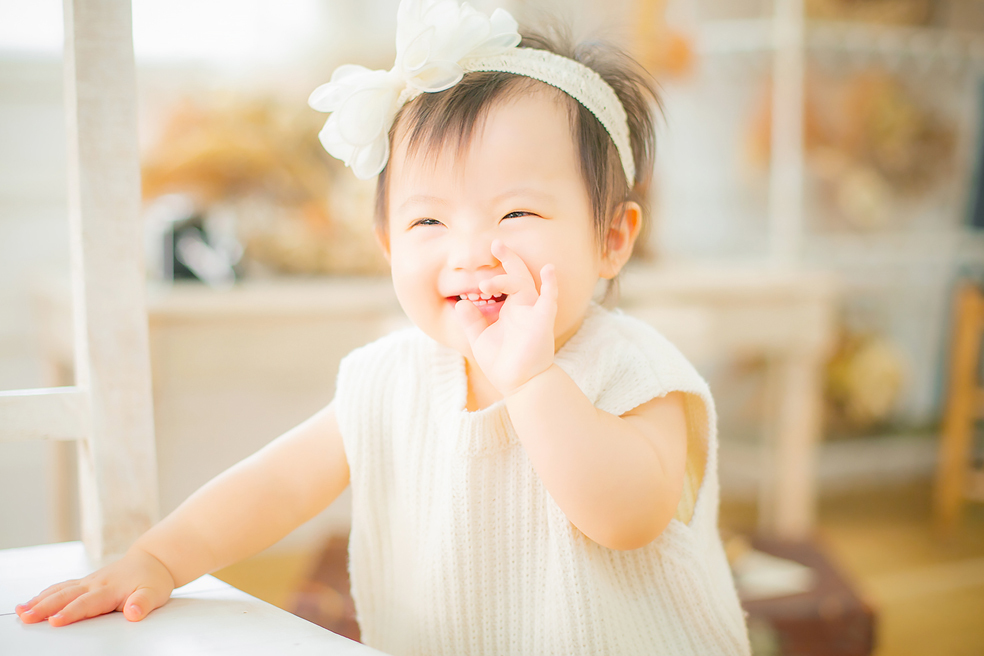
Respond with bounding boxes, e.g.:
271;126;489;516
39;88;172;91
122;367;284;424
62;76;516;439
1;0;983;654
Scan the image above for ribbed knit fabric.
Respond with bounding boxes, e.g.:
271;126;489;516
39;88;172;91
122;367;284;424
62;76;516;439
334;304;751;656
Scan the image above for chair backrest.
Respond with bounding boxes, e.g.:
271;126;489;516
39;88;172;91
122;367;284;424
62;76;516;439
0;0;158;561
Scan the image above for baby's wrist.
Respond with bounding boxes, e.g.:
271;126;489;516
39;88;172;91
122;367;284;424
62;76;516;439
127;543;177;590
503;363;559;400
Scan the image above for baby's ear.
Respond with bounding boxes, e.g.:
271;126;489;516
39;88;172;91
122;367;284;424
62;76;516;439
600;202;642;279
374;225;392;263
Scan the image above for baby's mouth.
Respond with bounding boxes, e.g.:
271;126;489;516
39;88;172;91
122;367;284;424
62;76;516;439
448;293;508;322
455;292;507;307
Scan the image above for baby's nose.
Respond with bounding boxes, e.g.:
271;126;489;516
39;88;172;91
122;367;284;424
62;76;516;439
448;231;500;271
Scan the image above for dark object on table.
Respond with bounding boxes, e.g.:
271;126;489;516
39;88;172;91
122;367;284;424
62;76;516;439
145;193;244;286
289;534;360;642
742;539;877;656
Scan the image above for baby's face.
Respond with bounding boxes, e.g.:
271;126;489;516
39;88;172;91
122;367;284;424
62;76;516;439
382;88;609;361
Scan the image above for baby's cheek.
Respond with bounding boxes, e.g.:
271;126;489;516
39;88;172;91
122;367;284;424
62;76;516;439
388;268;426;319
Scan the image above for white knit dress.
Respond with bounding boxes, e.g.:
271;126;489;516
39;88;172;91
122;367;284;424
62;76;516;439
334;304;751;656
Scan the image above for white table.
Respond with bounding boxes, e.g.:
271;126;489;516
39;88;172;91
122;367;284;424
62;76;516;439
0;542;386;656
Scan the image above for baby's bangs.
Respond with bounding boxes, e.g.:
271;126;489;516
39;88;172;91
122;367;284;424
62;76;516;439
395;72;539;167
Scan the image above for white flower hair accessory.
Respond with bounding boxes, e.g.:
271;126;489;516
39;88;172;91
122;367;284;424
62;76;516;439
308;0;636;184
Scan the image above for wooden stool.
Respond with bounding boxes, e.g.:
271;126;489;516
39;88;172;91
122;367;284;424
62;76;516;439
935;281;984;534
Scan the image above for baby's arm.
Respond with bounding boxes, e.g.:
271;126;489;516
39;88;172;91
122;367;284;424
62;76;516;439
506;371;687;551
455;241;687;551
15;402;349;627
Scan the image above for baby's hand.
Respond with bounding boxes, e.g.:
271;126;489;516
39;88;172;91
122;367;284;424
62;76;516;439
15;547;175;627
454;240;558;395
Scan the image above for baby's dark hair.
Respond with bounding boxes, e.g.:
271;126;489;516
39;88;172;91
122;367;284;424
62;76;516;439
374;29;661;259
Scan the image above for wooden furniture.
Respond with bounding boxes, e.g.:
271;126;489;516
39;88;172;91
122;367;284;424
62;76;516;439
0;542;383;656
935;280;984;534
0;0;157;561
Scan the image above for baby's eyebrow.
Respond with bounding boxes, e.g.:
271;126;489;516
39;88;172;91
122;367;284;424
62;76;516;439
397;194;448;213
492;187;552;204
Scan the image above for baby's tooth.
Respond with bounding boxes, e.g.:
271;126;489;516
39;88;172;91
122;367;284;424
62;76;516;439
480;293;492;300
467;293;480;301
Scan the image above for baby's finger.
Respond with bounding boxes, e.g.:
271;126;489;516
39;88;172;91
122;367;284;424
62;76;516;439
533;264;559;333
48;590;116;627
454;298;489;346
536;264;559;310
19;584;85;623
19;579;78;611
479;274;521;298
123;585;170;622
490;241;537;303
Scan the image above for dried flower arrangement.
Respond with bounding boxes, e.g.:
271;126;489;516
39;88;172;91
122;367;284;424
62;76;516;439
825;330;909;435
141;94;388;277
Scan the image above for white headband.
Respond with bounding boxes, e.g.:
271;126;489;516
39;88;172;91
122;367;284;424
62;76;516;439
308;0;635;184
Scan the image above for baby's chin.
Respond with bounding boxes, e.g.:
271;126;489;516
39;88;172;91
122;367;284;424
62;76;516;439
412;317;476;363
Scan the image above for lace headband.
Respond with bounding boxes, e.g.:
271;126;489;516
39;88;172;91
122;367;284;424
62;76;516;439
308;0;636;184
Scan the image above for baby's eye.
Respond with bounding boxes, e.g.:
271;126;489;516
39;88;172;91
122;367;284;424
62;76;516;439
502;211;533;220
412;218;443;227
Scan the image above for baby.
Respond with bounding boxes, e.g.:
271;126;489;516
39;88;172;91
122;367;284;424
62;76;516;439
17;1;751;654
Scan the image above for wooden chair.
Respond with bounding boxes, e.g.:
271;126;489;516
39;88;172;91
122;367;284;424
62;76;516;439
0;0;158;561
935;280;984;534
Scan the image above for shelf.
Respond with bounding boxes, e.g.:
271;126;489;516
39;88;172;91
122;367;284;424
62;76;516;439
808;21;984;68
803;227;984;268
697;18;984;69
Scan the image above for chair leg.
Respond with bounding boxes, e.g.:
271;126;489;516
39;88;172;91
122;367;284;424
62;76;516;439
935;282;984;535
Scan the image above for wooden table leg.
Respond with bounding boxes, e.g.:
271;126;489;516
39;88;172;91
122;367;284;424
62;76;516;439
934;282;984;535
759;353;824;540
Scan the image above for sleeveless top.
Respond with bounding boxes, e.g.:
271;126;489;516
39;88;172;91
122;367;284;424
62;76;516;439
334;304;751;656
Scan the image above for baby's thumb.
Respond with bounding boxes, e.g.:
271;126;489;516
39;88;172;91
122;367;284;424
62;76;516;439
123;587;168;622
